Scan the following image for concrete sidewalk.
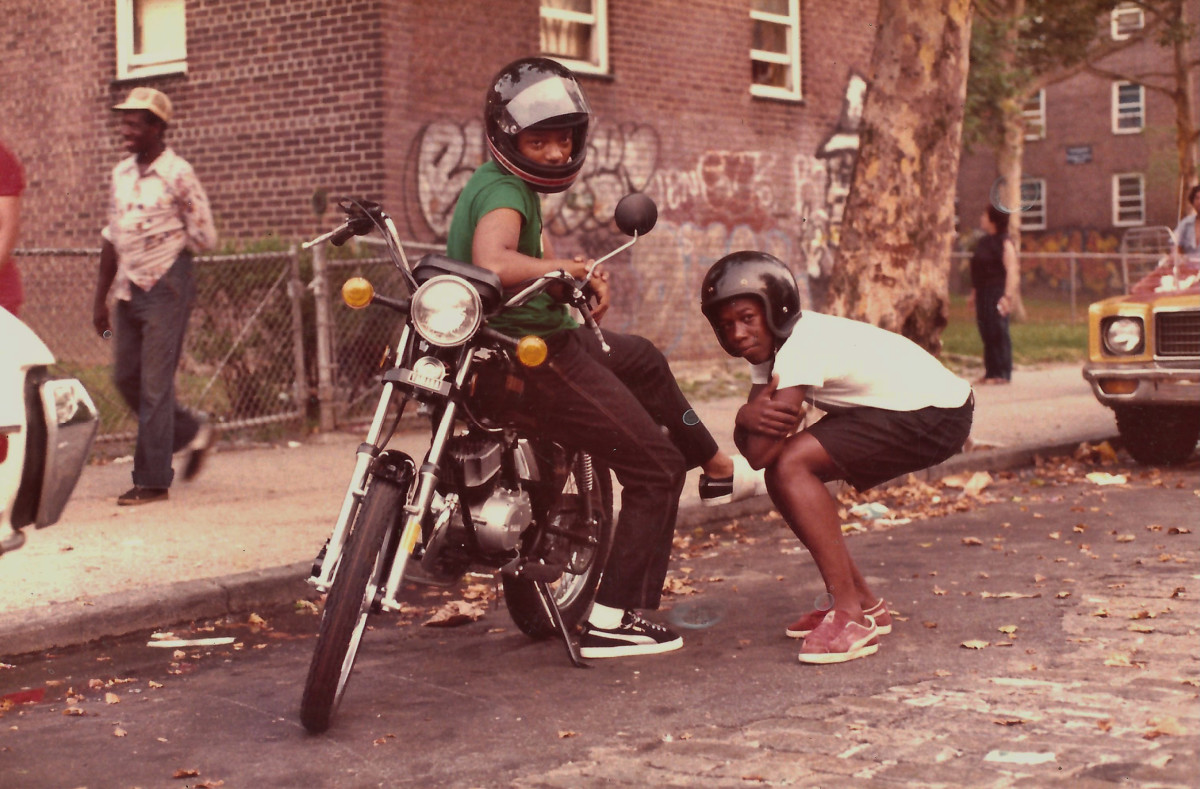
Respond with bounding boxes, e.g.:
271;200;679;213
0;363;1122;656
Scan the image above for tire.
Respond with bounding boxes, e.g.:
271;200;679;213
300;468;408;734
503;453;613;638
1115;405;1200;466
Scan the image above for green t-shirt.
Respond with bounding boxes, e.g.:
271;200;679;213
445;161;579;338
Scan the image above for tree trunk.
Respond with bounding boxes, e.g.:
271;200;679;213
1167;0;1199;216
826;0;974;355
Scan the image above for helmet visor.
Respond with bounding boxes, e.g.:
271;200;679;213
501;75;591;134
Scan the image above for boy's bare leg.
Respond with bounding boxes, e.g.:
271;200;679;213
765;432;876;624
701;450;735;478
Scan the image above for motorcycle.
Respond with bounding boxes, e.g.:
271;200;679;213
299;192;659;733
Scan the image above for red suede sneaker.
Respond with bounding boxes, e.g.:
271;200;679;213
786;598;892;638
797;610;879;665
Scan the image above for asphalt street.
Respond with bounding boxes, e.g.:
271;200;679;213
0;465;1196;787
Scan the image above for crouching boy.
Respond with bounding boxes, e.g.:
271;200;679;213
700;252;974;664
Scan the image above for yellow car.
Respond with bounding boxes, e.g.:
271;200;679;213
1083;255;1200;464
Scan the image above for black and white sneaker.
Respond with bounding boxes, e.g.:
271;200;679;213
700;455;767;507
579;611;683;658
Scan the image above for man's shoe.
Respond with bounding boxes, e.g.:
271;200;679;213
700;455;766;506
182;417;215;482
797;610;879;665
786;598;892;638
579;611;683;658
117;486;169;506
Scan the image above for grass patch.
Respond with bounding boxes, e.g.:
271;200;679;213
942;294;1087;368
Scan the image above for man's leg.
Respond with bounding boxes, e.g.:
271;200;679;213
131;254;197;489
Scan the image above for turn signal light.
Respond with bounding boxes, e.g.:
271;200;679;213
1097;379;1138;395
342;277;374;309
516;335;549;367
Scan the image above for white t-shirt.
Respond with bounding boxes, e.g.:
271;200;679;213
750;312;971;412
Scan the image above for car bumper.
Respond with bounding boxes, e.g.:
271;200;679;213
1082;364;1200;408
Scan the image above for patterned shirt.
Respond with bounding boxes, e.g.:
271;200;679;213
102;147;216;300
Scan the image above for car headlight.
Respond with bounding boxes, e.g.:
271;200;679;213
1102;317;1144;355
410;275;483;347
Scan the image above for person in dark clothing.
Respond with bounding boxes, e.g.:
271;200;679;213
968;205;1020;384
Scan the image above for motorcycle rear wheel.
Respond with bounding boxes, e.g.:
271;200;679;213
300;471;406;734
503;453;613;638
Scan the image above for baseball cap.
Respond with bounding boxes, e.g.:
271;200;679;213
112;87;173;123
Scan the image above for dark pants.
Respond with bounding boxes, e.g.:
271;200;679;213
113;252;202;489
521;327;718;611
974;283;1012;380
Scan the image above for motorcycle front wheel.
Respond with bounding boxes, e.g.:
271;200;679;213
503;452;613;638
300;465;409;734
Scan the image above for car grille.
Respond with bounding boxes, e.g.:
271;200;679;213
1156;309;1200;357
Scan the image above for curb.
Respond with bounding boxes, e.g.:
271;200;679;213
0;434;1118;658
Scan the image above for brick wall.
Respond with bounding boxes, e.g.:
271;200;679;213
3;0;879;363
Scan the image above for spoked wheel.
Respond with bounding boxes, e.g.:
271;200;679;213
300;464;409;733
503;452;613;638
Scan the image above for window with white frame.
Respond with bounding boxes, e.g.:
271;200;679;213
1022;90;1046;141
1112;173;1146;226
1020;178;1046;230
750;0;801;101
1112;81;1144;133
1110;2;1144;40
540;0;608;75
116;0;187;80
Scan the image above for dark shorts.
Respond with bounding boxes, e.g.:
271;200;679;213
806;393;974;491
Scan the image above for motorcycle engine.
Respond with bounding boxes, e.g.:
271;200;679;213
445;435;536;554
471;487;533;554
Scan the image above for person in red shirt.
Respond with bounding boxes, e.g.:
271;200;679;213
0;140;25;316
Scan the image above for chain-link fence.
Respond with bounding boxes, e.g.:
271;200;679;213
13;240;448;449
15;248;309;447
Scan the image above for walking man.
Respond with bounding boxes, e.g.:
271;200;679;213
92;87;217;505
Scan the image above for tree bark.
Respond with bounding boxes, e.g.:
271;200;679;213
826;0;974;354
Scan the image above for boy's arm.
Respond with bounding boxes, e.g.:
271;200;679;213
473;208;589;286
733;375;806;469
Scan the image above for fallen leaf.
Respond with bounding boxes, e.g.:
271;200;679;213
558;730;578;739
105;692;120;705
1144;717;1185;739
981;591;1041;600
1168;526;1192;535
1115;534;1136;543
961;537;983;546
1086;472;1127;486
998;625;1018;636
1097;719;1113;732
933;669;952;677
173;768;200;779
424;600;487;627
62;707;85;716
248;613;268;628
961;640;990;650
993;717;1027;726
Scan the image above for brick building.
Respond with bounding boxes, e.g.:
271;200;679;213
955;0;1200;250
0;0;878;363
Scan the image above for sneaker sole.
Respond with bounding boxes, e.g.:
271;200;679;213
788;621;891;638
797;639;879;665
579;638;683;659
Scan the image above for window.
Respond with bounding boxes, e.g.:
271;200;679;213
750;0;801;101
1111;2;1144;40
1021;178;1046;230
1112;81;1144;134
540;0;608;75
1113;174;1146;226
116;0;187;80
1022;90;1046;141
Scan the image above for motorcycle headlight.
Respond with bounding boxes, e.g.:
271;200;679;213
1102;317;1144;355
410;275;483;347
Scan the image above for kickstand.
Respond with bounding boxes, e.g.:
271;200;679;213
533;580;590;669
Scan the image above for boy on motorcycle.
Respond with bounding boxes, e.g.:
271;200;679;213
446;57;757;658
700;252;974;664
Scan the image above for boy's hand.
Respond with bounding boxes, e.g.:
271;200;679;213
736;375;802;438
588;263;611;322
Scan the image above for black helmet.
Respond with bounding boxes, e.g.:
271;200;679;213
700;251;802;355
485;57;591;194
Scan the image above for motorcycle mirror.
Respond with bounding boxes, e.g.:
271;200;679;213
613;193;657;237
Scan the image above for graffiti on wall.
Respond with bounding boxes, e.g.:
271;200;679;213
411;74;865;356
